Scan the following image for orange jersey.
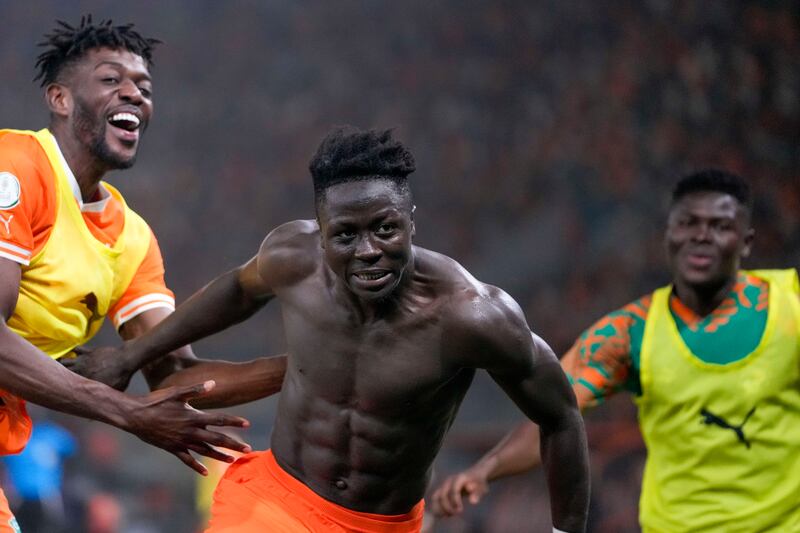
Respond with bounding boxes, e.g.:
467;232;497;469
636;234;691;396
0;129;174;330
0;128;174;457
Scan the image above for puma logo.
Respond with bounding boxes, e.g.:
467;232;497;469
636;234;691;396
0;213;13;235
700;406;756;448
80;292;103;335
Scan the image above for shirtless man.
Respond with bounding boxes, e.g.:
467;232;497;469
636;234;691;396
78;126;590;532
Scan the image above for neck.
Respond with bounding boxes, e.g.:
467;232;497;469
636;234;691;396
672;273;739;317
50;123;106;202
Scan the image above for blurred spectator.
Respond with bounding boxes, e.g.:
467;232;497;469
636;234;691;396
2;417;76;533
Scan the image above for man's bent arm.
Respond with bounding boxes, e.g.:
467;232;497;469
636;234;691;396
119;307;287;408
491;338;589;533
461;293;589;532
123;257;271;371
153;356;287;408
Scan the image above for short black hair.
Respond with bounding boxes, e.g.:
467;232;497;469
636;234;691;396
34;14;160;87
309;126;416;205
671;169;752;212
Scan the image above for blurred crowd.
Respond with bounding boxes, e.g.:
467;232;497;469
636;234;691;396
1;0;797;531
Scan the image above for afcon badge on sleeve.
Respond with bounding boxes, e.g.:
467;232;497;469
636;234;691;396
0;172;20;210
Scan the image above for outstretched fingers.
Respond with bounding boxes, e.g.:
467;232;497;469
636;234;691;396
174;449;209;476
194;426;252;454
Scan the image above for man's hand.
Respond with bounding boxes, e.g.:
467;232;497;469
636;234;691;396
124;380;252;475
62;344;136;391
431;461;493;517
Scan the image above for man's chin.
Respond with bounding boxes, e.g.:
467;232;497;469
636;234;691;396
679;271;728;292
93;141;138;170
348;283;398;303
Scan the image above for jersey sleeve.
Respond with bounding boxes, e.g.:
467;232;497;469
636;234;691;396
109;230;175;328
0;134;55;265
560;298;649;410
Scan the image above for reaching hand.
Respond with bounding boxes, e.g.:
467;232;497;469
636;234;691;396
125;380;252;475
431;462;492;517
61;344;136;391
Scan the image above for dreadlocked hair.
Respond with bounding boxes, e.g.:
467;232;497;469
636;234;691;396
34;14;160;86
309;126;416;201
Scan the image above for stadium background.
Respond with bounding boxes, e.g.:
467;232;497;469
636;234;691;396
0;0;797;531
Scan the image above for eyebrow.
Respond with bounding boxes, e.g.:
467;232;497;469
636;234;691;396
93;61;152;81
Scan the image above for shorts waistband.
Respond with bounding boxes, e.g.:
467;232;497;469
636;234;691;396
261;450;424;531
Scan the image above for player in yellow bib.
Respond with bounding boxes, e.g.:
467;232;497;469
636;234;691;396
0;16;285;532
432;169;800;532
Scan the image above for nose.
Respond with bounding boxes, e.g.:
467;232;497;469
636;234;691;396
118;79;143;104
354;235;381;262
691;222;712;242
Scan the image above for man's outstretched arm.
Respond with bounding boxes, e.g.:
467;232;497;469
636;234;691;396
0;258;251;474
65;255;279;394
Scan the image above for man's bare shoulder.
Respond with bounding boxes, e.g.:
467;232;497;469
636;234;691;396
257;219;321;288
414;248;531;364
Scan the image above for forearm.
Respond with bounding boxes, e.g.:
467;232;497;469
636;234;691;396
156;355;287;409
476;421;543;482
127;269;267;369
0;326;135;429
540;408;590;533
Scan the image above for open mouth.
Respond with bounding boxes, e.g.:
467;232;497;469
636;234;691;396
351;270;392;291
354;271;389;281
108;112;141;132
686;252;714;268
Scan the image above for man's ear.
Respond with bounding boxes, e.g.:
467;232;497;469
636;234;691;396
316;216;325;249
741;227;755;258
410;204;416;237
45;83;72;118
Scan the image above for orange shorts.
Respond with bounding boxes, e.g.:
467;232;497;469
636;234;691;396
0;391;32;455
0;486;20;533
206;450;424;533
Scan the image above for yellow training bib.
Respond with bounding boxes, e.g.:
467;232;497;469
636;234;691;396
636;269;800;533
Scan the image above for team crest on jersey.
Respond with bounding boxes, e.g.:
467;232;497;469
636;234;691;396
0;172;21;210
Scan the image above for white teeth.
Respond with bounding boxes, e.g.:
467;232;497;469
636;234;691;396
357;272;386;280
109;113;140;126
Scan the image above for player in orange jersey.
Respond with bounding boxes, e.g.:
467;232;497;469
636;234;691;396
0;16;284;532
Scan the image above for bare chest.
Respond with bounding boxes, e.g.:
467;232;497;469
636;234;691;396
280;294;459;415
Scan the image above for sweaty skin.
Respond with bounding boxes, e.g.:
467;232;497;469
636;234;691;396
123;180;589;531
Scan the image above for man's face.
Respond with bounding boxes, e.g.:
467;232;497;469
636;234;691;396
665;191;754;291
63;47;153;169
318;179;415;302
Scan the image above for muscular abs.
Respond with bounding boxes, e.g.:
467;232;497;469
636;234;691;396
270;274;474;514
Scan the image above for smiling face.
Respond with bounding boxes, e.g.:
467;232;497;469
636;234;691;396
58;47;153;169
317;179;415;302
665;191;754;293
